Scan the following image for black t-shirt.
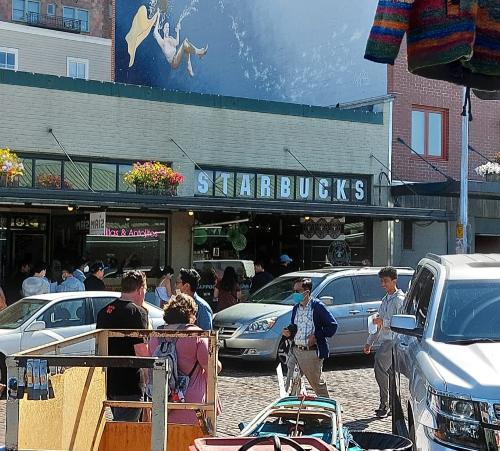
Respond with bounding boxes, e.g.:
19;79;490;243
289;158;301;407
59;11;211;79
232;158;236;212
250;271;274;294
96;299;148;396
84;274;106;291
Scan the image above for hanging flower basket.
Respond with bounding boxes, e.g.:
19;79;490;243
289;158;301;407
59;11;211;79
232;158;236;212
0;148;24;187
475;153;500;182
124;161;184;196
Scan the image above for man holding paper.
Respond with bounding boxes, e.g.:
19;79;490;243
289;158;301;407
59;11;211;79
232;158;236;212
363;266;406;418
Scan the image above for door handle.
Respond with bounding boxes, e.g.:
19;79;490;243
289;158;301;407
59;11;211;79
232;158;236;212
349;310;361;315
366;308;378;313
398;342;408;348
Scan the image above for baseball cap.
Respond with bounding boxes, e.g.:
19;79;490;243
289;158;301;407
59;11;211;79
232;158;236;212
280;254;293;264
89;261;108;273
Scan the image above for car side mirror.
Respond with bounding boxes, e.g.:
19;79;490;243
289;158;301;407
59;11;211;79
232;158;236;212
25;320;46;332
319;296;334;306
391;315;422;338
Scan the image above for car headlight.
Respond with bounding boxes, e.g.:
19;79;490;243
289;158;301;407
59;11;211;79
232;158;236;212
426;388;485;450
245;317;277;333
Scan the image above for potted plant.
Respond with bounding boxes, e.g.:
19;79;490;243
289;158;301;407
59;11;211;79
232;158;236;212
0;148;24;187
36;174;72;189
475;153;500;182
123;161;184;196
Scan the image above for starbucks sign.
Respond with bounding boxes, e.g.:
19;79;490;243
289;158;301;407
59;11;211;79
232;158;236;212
195;168;369;204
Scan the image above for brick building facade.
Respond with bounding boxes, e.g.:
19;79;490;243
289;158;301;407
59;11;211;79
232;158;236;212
390;40;500;183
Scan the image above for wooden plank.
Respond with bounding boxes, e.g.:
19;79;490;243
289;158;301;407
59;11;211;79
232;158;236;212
104;401;215;411
14;355;156;368
97;422;205;451
107;330;216;338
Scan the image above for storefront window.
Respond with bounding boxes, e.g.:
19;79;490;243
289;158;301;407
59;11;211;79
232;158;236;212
92;163;117;191
118;165;135;192
64;162;90;190
85;216;167;283
35;160;63;189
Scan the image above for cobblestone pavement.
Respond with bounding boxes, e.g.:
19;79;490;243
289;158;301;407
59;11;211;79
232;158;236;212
0;355;390;446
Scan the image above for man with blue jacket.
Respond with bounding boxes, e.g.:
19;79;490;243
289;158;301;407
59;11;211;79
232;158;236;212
282;278;338;397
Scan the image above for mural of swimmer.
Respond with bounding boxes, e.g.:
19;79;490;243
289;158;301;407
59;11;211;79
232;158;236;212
125;0;208;76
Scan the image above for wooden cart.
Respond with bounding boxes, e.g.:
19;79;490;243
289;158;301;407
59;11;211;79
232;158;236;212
4;328;219;451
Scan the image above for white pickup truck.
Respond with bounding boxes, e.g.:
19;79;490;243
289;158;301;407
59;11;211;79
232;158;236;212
390;253;500;451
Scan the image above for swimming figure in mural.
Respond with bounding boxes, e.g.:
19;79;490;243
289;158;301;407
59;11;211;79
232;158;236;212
153;13;208;77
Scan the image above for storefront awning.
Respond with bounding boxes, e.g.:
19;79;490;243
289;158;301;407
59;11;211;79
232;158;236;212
0;188;453;221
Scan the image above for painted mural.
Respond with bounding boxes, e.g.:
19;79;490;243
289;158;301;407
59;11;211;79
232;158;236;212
115;0;387;105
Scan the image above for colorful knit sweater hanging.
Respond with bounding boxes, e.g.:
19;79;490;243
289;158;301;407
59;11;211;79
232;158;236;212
365;0;500;91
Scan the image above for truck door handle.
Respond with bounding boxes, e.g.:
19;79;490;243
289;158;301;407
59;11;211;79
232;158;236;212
398;342;408;348
366;308;378;313
349;310;361;315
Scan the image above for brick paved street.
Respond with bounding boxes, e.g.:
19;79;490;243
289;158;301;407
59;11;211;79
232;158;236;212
0;355;390;446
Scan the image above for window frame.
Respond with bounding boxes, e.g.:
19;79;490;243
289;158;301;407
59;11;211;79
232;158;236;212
36;298;89;329
411;106;448;160
66;57;89;80
47;3;55;16
318;276;356;305
0;47;19;71
403;267;435;330
12;0;40;21
62;6;90;32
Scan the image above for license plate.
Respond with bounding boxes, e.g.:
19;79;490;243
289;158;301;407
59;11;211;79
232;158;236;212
217;339;225;349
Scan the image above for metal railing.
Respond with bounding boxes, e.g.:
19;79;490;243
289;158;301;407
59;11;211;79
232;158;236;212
25;12;82;33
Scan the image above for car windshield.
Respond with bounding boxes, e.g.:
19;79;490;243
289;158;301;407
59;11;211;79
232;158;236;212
0;299;48;329
435;280;500;342
247;276;323;305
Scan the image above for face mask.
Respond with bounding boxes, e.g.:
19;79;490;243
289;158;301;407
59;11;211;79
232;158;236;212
292;292;304;304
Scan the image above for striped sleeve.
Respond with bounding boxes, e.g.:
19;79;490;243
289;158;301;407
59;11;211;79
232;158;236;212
365;0;414;64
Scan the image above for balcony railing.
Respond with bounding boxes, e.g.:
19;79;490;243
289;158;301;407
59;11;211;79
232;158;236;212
25;12;81;33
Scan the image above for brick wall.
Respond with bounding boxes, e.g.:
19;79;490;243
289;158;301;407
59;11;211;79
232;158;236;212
1;0;111;38
390;40;500;183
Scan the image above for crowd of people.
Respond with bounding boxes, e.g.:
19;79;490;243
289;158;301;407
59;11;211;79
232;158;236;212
0;259;109;309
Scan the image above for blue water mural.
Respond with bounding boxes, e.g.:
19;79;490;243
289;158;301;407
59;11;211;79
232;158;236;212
115;0;387;106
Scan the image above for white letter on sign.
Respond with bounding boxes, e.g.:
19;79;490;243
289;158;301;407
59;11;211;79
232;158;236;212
219;172;230;195
299;177;310;199
197;172;210;194
260;176;271;197
280;177;291;198
240;174;251;197
355;180;365;200
336;179;347;200
318;178;329;200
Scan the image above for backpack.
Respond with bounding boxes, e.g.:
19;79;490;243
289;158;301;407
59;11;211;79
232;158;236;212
147;332;198;402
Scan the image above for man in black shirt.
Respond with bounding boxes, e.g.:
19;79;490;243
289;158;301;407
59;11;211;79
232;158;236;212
84;262;106;291
96;270;149;421
250;260;273;295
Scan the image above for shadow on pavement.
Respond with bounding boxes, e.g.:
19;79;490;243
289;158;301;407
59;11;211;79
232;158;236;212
344;415;386;431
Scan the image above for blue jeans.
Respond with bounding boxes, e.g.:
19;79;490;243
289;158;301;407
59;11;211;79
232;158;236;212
109;393;143;422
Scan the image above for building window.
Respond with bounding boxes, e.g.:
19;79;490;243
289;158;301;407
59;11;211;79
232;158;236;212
67;57;89;80
403;220;413;250
63;6;89;32
47;3;55;16
12;0;40;21
411;107;447;159
0;48;18;71
92;163;117;191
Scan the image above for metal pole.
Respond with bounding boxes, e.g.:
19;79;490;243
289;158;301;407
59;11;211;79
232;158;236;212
5;357;20;451
457;87;469;254
151;359;168;451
